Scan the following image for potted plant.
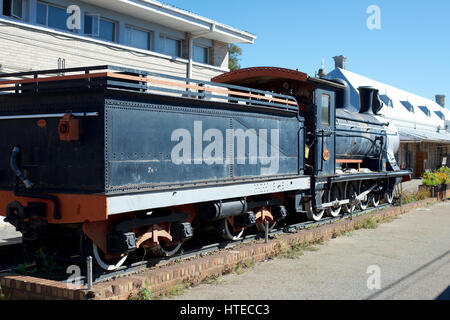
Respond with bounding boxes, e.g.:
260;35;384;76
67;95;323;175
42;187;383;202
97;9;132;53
420;167;450;200
436;167;450;200
420;171;439;198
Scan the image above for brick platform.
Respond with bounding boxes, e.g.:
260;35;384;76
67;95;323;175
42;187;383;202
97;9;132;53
0;197;443;300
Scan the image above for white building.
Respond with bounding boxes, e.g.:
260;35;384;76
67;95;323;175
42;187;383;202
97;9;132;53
0;0;256;80
325;56;450;178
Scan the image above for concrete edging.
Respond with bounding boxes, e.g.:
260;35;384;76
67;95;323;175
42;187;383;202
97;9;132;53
0;197;443;300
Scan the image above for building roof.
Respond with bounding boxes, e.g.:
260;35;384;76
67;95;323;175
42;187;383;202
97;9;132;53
80;0;256;44
325;68;450;143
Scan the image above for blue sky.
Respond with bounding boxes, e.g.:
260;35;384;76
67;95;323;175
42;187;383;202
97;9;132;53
163;0;449;105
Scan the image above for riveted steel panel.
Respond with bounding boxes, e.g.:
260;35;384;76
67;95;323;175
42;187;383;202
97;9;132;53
104;98;302;194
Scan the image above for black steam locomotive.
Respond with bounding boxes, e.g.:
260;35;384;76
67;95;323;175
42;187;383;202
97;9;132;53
0;65;410;270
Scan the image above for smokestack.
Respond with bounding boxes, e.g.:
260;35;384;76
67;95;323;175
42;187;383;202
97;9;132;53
333;55;347;69
318;58;326;77
435;95;446;108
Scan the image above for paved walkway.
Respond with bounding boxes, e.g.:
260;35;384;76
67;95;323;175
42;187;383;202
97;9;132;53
172;201;450;300
0;219;21;246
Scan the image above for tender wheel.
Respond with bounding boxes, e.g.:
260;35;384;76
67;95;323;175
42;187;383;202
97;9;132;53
152;242;182;257
343;182;357;213
219;218;245;241
93;243;128;271
326;185;342;218
385;190;394;204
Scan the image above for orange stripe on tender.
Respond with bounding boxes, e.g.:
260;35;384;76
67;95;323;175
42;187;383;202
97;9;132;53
108;72;298;106
1;71;297;107
0;191;107;224
0;72;109;86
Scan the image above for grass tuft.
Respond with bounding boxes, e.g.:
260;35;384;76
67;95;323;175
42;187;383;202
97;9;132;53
202;274;223;286
166;282;190;298
129;280;157;300
355;216;378;230
402;190;428;204
278;241;319;259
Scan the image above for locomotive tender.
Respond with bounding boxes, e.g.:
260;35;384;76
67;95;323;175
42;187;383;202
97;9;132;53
0;65;410;270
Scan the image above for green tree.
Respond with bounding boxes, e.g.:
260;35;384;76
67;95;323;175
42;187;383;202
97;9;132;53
228;44;242;71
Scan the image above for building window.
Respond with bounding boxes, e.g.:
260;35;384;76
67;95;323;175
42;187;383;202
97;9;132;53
3;0;23;19
193;44;209;64
37;2;70;31
126;26;153;51
99;18;116;42
400;101;414;113
434;111;446;120
418;106;431;117
84;14;117;42
379;94;393;108
160;35;181;57
321;94;330;126
84;14;99;36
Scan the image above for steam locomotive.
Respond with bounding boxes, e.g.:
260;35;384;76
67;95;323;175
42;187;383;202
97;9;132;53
0;65;410;271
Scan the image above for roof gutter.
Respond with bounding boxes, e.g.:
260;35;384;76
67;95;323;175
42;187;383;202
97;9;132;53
140;0;256;43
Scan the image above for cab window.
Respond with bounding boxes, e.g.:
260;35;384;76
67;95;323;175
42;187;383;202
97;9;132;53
321;94;330;126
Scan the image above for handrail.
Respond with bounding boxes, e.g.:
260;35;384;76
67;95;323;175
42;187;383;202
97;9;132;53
0;65;299;112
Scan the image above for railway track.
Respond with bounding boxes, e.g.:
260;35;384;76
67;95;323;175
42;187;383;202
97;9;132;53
0;202;394;284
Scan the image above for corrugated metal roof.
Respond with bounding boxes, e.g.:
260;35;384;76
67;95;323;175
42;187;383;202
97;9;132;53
398;127;450;143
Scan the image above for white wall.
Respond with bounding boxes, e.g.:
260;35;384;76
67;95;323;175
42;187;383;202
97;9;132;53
0;19;227;81
0;0;229;73
0;0;228;80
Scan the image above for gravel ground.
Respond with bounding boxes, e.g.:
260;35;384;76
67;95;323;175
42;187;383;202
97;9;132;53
171;201;450;300
400;179;422;194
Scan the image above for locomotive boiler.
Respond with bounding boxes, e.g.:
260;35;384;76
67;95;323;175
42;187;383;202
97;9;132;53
334;83;400;169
